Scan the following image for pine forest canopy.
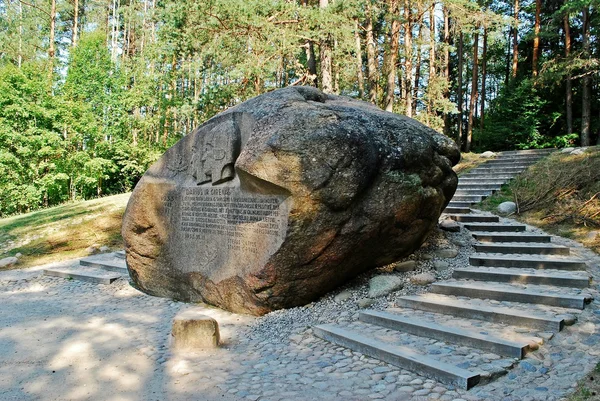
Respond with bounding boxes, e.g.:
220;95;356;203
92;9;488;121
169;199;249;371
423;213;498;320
0;0;598;217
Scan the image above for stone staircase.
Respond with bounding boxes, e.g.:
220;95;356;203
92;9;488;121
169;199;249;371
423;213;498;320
314;149;595;390
44;250;128;284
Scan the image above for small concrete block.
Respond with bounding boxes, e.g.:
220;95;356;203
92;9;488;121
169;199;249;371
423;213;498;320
172;309;220;350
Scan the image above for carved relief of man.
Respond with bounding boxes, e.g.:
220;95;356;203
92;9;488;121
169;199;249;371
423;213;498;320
190;117;241;185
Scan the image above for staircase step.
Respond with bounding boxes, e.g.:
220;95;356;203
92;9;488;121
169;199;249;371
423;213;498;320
454;189;494;196
474;242;570;255
472;232;551;243
444;207;471;214
447;201;474;208
457;184;503;190
115;250;126;259
458;179;508;185
80;258;128;273
469;253;587;270
451;195;485;202
498;149;554;155
313;324;481;390
453;267;591;288
449;214;500;223
430;281;591;309
396;294;564;332
483;160;537;165
44;266;122;284
463;223;527;232
359;310;531;359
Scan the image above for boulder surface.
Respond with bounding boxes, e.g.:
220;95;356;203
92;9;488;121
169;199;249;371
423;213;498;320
122;87;459;315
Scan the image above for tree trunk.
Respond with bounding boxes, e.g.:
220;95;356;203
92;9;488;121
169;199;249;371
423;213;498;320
413;18;423;116
443;6;451;136
564;11;572;136
366;2;378;104
319;0;333;94
72;0;79;47
427;4;435;116
581;6;591;146
404;0;413;117
532;0;541;77
354;18;365;98
18;1;23;67
511;0;519;79
467;30;479;153
457;32;464;147
480;26;487;131
384;0;400;112
49;0;56;60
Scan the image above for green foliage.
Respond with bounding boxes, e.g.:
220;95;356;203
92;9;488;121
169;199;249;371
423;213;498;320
477;80;559;151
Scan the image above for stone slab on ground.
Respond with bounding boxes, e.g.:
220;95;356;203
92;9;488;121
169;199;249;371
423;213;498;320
44;265;122;284
171;309;220;350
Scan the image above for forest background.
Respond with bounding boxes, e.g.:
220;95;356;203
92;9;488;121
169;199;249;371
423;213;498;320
0;0;598;216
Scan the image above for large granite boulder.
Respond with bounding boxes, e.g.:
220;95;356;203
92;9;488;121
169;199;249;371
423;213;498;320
122;87;459;315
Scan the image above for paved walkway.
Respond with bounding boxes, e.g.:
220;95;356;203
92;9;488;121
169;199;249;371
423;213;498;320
1;222;600;400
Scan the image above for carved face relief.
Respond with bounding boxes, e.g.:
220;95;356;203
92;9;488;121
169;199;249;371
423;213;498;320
190;115;242;186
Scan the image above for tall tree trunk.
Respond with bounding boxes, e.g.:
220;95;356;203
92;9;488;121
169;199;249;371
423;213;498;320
532;0;541;77
427;4;435;116
384;0;400;112
404;0;413;117
511;0;519;79
49;0;56;60
319;0;333;94
354;18;365;98
564;11;573;136
18;1;23;67
413;18;423;116
111;0;119;62
72;0;79;47
366;2;378;104
466;30;479;153
480;26;487;131
457;32;464;147
581;6;591;146
443;6;451;136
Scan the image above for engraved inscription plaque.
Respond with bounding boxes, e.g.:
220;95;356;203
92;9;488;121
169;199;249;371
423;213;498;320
164;183;290;282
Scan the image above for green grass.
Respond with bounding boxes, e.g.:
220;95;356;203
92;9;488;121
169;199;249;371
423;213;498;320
0;193;130;269
569;362;600;400
454;152;491;175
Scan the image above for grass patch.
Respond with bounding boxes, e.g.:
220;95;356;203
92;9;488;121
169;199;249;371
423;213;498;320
568;361;600;400
454;152;491;175
478;147;600;253
0;193;130;269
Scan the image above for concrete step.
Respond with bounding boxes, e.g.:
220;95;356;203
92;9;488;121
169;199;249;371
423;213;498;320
453;267;591;288
452;195;485;203
359;310;531;359
396;294;564;332
449;214;500;223
498;149;555;155
483;160;538;165
115;250;125;259
447;201;475;208
444;206;471;214
471;168;526;174
80;257;128;273
472;232;551;243
469;253;587;270
478;165;532;170
430;281;591;309
463;223;527;232
44;266;122;284
313;324;481;390
454;189;494;196
474;242;570;255
457;184;503;190
458;179;508;185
